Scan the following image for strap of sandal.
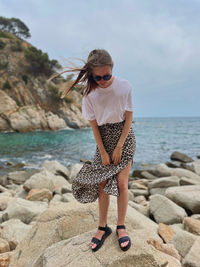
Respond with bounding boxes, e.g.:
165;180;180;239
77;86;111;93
98;224;107;231
91;237;101;244
117;225;126;229
118;236;130;243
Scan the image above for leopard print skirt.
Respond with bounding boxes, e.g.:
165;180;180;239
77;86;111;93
72;120;136;203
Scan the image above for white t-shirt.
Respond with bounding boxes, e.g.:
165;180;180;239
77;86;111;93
82;76;133;126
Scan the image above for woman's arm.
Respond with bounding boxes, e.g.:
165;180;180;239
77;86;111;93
89;119;111;165
116;111;133;148
89;119;106;153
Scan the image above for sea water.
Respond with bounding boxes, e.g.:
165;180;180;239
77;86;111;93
0;116;199;175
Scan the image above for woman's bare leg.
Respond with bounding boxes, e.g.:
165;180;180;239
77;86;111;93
91;179;110;249
117;159;133;248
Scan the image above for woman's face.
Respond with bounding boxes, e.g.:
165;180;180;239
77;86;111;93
92;65;114;88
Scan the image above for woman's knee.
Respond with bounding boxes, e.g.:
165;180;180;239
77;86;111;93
99;179;108;190
118;180;128;191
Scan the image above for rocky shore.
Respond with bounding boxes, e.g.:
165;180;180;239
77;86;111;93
0;151;200;266
0;31;90;133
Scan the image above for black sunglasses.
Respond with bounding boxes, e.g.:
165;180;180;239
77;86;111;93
93;74;112;82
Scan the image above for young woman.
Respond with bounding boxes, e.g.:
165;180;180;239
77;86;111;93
47;49;136;252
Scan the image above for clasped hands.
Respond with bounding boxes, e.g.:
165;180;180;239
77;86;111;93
100;146;122;166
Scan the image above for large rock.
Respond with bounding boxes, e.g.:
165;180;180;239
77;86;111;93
58;104;88;129
128;201;149;217
140;171;158;180
68;163;83;183
45;111;67;131
158;223;174;243
165;185;200;213
148;176;180;189
170;225;198;258
179;177;200;185
0;196;13;211
41;160;70;180
7;106;67;133
7;171;31;185
192;159;200;176
183;217;200;235
2;198;48;224
0;219;32;245
182;237;200;267
150;187;167;196
153;163;200;181
170;151;193;163
23;169;55;192
9;196;163;267
149;194;187;224
26;189;53;202
0;90;17;113
42;228;182;267
0;238;10;253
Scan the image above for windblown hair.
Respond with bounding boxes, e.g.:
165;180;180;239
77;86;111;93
46;49;114;98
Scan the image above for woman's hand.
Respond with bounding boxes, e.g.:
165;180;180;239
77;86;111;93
111;146;122;165
100;150;111;165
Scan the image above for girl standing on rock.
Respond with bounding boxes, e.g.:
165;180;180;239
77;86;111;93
47;49;136;252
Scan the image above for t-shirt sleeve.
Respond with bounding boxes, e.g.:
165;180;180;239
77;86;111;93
82;96;96;120
125;87;133;111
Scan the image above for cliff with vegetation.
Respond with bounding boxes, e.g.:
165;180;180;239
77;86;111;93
0;27;89;133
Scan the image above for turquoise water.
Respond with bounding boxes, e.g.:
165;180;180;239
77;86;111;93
0;117;199;175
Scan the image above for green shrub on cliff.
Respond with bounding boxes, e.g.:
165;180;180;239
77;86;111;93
0;31;13;39
24;46;61;77
0;61;8;70
2;80;11;90
48;83;61;100
0;40;6;49
10;39;22;51
22;74;28;84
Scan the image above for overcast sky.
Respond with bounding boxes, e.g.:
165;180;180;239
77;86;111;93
1;0;200;117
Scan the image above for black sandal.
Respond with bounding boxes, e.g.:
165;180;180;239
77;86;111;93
116;225;131;251
91;224;112;252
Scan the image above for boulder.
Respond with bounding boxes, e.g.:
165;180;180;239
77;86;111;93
0;90;17;113
9;196;163;266
0;196;13;211
179;177;200;185
148;176;180;189
150;188;167;196
2;198;48;224
140;171;158;180
149;194;187;224
158;223;174;243
165;185;200;213
42;229;182;267
0;218;32;245
68;163;83;183
7;171;31;185
26;189;53;202
23;169;55;192
183;217;200;235
192;159;200;176
128;201;149;217
182;237;200;267
41;160;70;180
153;164;200;181
170;151;193;163
0;238;10;253
170;225;198;258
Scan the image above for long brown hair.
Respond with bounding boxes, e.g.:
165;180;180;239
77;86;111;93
47;49;114;98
